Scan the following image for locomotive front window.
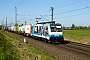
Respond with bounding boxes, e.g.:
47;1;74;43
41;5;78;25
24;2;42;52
56;28;62;32
51;27;56;32
51;26;62;32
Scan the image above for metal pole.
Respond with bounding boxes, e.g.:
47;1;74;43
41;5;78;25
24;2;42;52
6;17;7;31
51;7;54;21
25;21;26;25
15;7;17;25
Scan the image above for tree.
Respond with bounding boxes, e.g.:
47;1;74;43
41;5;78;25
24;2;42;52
62;26;65;30
75;26;80;30
71;23;75;30
84;26;87;30
14;23;18;32
14;23;18;26
19;24;23;27
0;25;2;30
88;26;90;30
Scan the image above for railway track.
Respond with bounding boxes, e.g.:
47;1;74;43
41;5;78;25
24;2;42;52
56;41;90;56
8;32;90;60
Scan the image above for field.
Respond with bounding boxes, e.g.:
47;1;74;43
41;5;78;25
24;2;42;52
0;31;55;60
63;30;90;44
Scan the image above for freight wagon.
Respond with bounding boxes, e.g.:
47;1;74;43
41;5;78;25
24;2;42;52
24;24;32;37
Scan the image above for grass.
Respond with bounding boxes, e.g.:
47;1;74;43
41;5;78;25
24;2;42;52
26;44;56;60
0;31;19;60
1;31;56;60
63;30;90;44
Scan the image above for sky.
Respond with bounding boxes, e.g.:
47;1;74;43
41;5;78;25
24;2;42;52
0;0;90;27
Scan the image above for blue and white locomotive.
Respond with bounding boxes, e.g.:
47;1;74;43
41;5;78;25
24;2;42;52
31;21;64;43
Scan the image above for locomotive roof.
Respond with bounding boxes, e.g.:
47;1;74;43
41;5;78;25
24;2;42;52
50;23;61;26
37;21;55;24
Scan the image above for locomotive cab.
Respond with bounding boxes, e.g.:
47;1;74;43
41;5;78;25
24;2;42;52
49;23;64;43
32;21;64;43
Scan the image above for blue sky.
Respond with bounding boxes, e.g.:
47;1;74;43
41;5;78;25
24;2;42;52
0;0;90;26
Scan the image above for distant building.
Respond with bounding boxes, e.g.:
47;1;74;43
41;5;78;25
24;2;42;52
64;27;71;30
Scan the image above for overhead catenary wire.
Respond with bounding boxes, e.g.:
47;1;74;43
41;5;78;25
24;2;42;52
69;13;90;17
18;15;31;22
7;0;86;18
30;0;85;16
17;14;30;16
7;0;90;25
54;13;90;19
38;0;89;19
59;0;85;9
8;0;26;17
54;7;90;15
36;0;87;20
8;0;85;19
53;0;90;21
16;0;25;7
40;15;49;21
86;0;89;7
30;10;51;17
8;9;15;17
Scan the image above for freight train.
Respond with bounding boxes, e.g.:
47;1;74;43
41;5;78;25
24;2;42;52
7;21;64;43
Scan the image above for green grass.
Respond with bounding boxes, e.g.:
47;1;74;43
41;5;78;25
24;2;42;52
63;30;90;44
0;31;19;60
1;31;56;60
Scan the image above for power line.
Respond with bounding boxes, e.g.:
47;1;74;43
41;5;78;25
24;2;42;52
31;10;51;16
32;0;85;16
31;0;86;19
55;13;90;19
8;9;15;17
28;10;51;22
69;13;90;17
16;0;25;7
40;1;89;18
54;7;90;15
7;0;89;24
86;0;89;7
8;0;25;17
18;15;30;22
17;14;30;16
40;15;49;21
59;0;85;9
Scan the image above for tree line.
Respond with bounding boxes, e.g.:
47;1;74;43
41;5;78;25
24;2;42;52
0;25;2;30
63;23;90;30
0;24;90;30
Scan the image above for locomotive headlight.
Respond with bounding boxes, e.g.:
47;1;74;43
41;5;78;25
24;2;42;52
51;35;54;37
59;34;63;37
